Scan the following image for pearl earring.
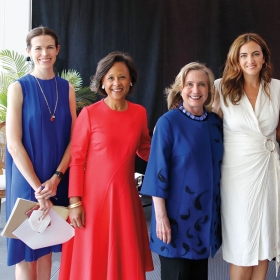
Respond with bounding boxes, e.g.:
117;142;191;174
130;83;132;87
102;85;104;89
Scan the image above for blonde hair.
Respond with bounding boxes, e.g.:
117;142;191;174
165;62;215;111
221;33;272;106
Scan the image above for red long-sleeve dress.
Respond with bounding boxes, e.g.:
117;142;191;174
59;100;153;280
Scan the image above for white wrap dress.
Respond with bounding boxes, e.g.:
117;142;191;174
215;78;280;268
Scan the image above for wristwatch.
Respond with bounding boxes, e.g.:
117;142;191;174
55;171;64;180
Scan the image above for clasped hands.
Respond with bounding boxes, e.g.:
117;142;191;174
34;178;58;218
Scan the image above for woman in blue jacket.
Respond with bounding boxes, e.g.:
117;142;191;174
141;62;223;280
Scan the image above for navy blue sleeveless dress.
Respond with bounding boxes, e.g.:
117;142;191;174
6;74;72;266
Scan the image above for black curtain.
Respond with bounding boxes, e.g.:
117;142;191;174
32;0;280;129
32;0;280;172
32;0;164;131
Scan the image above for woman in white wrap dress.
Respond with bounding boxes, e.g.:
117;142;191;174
213;33;280;280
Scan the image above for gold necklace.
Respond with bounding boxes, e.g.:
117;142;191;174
34;75;58;121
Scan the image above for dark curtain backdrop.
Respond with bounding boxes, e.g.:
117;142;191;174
32;0;280;172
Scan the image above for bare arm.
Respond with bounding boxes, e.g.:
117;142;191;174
152;196;171;244
6;81;53;213
6;82;42;190
212;89;223;118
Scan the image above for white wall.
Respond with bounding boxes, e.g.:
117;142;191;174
0;0;31;56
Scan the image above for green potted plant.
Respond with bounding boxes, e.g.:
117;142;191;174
0;49;97;121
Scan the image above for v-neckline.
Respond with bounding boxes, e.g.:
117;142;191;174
244;83;263;115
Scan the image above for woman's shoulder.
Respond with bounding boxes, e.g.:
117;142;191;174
128;101;147;112
164;108;180;116
82;99;103;112
208;111;223;124
214;78;222;89
55;75;69;86
17;73;32;83
156;109;181;126
269;78;280;88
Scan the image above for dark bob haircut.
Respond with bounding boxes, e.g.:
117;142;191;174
90;51;138;96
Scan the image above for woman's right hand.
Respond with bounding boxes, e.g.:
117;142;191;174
69;206;85;229
37;197;53;219
152;196;172;243
156;215;171;244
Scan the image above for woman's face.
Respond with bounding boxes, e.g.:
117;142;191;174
239;41;265;79
102;62;131;102
27;35;60;72
181;70;209;115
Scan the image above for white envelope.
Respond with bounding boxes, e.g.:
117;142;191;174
12;208;74;249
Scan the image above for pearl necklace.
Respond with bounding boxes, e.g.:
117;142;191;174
178;103;208;121
34;75;58;122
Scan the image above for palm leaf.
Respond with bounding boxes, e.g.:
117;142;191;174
76;86;97;111
0;72;14;96
0;49;31;79
58;69;83;92
0;49;31;121
0;104;7;122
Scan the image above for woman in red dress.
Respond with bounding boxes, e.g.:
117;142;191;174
59;51;153;280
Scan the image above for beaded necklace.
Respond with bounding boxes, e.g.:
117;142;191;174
178;103;208;121
34;75;58;122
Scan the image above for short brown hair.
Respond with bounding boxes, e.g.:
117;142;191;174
90;51;138;96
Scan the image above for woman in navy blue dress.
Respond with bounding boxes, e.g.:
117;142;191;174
5;27;76;280
141;62;223;280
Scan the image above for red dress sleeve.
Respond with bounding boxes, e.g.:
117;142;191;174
136;108;151;162
68;107;91;197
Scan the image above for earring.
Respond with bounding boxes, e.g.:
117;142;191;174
102;85;104;89
130;83;132;87
27;56;34;65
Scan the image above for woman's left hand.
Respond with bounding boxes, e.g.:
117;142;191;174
69;206;85;229
34;176;59;200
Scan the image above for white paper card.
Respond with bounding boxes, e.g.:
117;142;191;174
12;208;74;249
28;210;51;233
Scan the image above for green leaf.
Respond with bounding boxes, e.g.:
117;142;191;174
76;86;97;111
0;104;7;122
0;49;31;120
0;49;31;79
58;69;83;92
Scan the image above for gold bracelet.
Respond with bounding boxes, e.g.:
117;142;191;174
68;201;82;209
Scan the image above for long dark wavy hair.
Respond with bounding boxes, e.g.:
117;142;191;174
220;33;273;106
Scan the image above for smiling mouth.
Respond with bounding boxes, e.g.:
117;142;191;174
190;96;201;100
40;58;51;62
246;65;256;68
